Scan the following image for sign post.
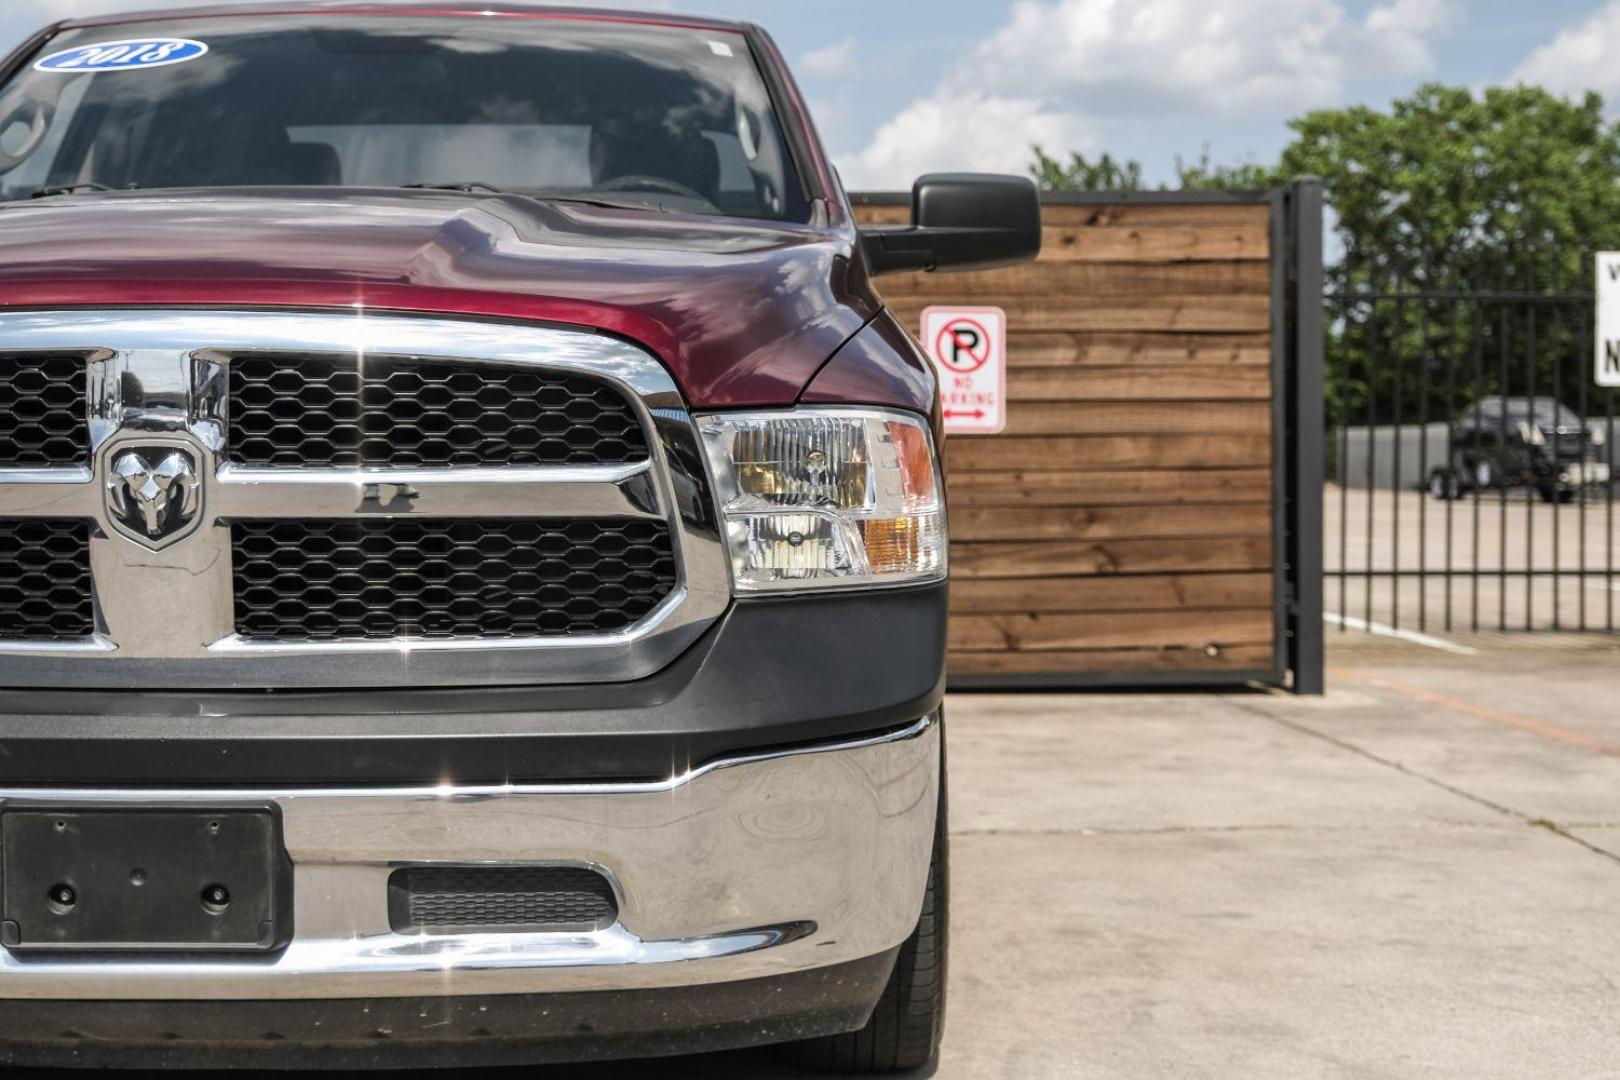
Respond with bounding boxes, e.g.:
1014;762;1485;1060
922;306;1006;435
1597;253;1620;387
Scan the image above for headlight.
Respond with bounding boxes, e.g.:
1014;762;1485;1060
698;408;946;592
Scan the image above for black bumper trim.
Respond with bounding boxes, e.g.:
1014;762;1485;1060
0;584;947;786
0;949;897;1070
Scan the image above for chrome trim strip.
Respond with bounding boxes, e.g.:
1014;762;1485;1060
0;310;729;688
0;717;939;1000
0;467;91;485
0;634;117;655
213;461;662;520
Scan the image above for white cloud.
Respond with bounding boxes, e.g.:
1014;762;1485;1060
799;37;857;79
1511;0;1620;101
838;0;1459;187
840;91;1091;190
975;0;1457;114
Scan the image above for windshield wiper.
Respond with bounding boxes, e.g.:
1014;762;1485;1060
397;182;670;213
401;181;506;194
29;182;126;199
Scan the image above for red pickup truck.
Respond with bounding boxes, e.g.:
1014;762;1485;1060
0;3;1038;1070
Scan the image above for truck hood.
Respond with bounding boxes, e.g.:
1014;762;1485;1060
0;189;878;407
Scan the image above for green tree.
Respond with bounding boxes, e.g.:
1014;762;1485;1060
1030;147;1145;191
1031;85;1620;431
1174;147;1276;191
1278;84;1620;429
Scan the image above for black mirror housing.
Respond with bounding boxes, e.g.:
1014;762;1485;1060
860;173;1042;276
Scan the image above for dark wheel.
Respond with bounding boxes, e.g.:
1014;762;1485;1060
786;780;948;1073
1429;467;1460;500
1538;482;1575;504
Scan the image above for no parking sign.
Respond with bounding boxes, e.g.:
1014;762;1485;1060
922;306;1006;435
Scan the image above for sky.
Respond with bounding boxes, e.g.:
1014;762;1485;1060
6;0;1620;189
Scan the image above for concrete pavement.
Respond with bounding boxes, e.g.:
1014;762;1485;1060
27;639;1620;1078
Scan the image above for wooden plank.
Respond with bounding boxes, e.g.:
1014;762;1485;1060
948;503;1270;542
852;201;1272;229
1037;202;1272;228
1007;366;1271;402
853;205;910;226
876;260;1271;299
948;608;1274;651
887;294;1270;333
1001;401;1269;437
1039;224;1270;263
945;435;1272;471
950;572;1273;614
945;468;1272;505
1004;333;1271;369
951;536;1273;578
947;643;1274;675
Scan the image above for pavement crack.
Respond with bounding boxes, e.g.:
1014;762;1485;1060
1221;696;1620;870
1529;818;1620;864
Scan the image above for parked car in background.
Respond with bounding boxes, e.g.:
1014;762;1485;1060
1429;396;1610;502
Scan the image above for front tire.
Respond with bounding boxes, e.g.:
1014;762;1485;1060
787;779;948;1073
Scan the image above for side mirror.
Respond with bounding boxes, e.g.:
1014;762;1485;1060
860;173;1042;276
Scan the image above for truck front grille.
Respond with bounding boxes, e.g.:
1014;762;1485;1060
0;520;94;640
388;866;618;934
0;311;728;689
0;355;87;467
231;518;677;640
228;352;649;468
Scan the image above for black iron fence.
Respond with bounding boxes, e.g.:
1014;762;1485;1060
1326;263;1620;634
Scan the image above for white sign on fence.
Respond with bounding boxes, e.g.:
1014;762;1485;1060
1597;252;1620;387
922;306;1006;435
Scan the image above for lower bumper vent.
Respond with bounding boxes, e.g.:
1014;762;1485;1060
388;866;618;934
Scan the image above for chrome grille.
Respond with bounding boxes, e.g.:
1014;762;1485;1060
228;352;649;468
0;355;87;467
232;518;676;640
0;311;729;689
0;520;93;640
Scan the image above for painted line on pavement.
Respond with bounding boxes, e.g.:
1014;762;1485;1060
1325;612;1480;655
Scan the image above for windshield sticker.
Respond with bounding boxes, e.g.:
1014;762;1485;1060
707;40;735;58
34;38;209;74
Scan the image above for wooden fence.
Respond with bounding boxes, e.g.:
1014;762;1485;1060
852;190;1322;689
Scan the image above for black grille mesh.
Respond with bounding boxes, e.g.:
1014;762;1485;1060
389;866;618;933
228;353;649;468
231;518;677;640
0;355;88;467
0;520;94;639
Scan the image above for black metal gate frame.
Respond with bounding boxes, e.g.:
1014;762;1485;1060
1325;279;1619;635
852;185;1327;695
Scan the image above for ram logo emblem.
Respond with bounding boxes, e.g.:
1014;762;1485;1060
105;447;202;548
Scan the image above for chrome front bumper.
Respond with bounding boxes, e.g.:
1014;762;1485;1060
0;716;939;1000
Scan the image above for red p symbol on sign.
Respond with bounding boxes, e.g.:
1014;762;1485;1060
936;318;992;373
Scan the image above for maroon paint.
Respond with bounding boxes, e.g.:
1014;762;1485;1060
0;191;889;408
60;3;750;34
801;311;938;423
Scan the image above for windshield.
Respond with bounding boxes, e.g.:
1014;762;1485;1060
0;15;810;221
